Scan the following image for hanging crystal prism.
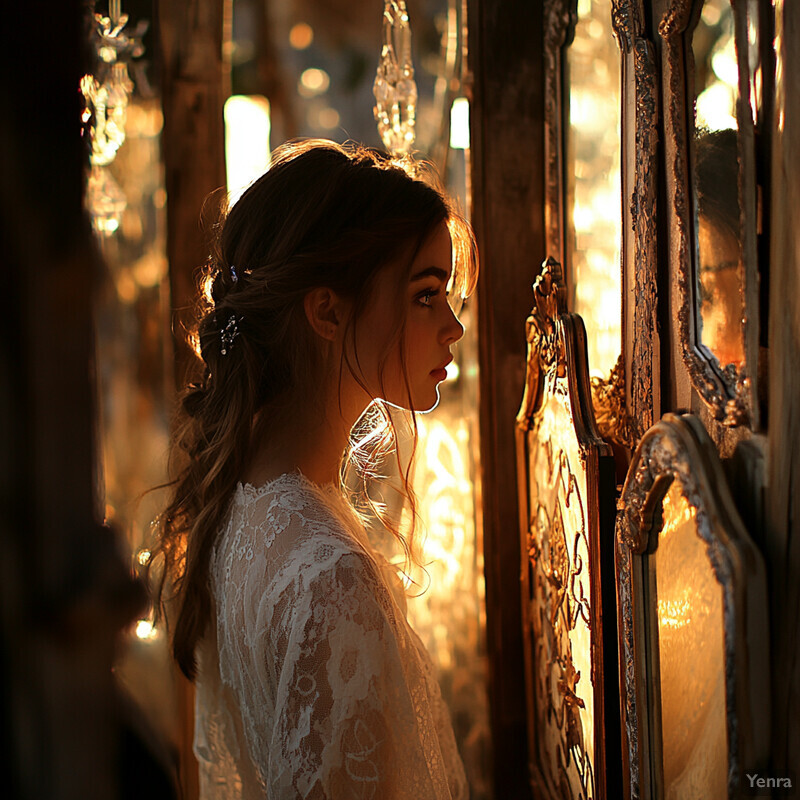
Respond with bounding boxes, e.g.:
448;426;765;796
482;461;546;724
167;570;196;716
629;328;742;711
373;1;418;155
81;1;146;236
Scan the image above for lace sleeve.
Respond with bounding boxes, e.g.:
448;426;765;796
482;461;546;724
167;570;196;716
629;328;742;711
266;551;457;799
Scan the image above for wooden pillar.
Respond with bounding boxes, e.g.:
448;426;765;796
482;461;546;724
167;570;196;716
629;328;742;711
468;1;545;796
1;1;143;798
158;3;229;798
766;0;800;775
159;0;229;386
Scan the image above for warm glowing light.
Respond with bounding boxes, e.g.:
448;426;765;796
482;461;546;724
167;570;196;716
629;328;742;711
655;479;727;796
695;3;738;132
658;593;693;629
289;22;313;50
317;107;341;130
137;548;151;566
407;413;478;686
567;0;622;380
696;84;737;131
299;68;330;97
712;50;739;87
702;3;722;25
444;360;460;381
224;95;271;205
449;97;470;150
135;619;158;640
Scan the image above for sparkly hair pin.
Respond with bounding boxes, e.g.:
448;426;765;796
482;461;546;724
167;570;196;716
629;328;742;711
230;264;239;283
220;313;243;355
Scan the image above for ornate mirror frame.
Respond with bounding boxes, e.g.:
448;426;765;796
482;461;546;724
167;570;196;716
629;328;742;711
516;259;621;798
611;0;660;444
659;0;760;428
543;0;635;449
615;412;769;799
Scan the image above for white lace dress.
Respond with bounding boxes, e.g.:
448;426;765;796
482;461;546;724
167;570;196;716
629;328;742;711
193;472;468;799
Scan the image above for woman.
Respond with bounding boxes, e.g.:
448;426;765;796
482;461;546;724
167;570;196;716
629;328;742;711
154;139;477;799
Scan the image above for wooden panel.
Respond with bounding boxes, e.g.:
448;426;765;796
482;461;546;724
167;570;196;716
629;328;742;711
1;1;146;797
765;0;800;774
467;0;545;795
157;2;228;798
158;0;228;386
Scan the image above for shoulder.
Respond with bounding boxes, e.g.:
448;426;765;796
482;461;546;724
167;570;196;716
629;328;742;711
223;473;358;553
214;472;387;602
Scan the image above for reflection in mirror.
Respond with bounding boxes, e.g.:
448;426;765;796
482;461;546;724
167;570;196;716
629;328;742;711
691;0;745;370
653;480;727;798
566;0;621;380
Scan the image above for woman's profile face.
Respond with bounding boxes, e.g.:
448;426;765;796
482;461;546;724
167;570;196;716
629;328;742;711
348;222;464;413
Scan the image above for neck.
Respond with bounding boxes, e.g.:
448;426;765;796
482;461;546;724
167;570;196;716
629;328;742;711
245;395;362;487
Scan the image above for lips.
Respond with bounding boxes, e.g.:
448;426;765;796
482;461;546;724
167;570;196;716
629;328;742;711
431;354;453;373
430;354;453;382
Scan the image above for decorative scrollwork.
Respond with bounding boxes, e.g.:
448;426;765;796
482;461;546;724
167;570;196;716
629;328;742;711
591;356;635;449
517;258;568;431
630;37;660;442
658;0;693;39
517;259;618;798
611;0;644;52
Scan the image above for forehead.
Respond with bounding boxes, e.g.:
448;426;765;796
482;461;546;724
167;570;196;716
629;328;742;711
408;223;453;279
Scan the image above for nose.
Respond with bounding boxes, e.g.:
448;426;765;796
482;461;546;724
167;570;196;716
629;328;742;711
440;302;465;345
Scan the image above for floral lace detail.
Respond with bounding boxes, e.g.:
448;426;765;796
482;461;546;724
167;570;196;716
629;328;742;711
194;472;467;799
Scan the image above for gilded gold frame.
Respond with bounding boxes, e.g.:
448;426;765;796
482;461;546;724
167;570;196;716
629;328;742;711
659;0;760;428
516;258;621;799
615;412;770;799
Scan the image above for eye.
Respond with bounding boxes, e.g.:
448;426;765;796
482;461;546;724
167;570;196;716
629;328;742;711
416;288;438;307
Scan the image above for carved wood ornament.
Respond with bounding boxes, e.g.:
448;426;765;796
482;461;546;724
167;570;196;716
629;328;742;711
659;0;759;427
615;412;770;799
517;259;620;799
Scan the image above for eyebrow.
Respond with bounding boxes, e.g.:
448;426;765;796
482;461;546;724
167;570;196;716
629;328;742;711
409;266;451;283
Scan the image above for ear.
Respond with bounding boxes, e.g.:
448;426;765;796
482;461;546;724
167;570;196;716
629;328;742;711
303;287;348;341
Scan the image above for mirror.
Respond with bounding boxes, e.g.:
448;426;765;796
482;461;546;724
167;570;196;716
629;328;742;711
651;479;728;797
566;0;622;382
690;0;746;371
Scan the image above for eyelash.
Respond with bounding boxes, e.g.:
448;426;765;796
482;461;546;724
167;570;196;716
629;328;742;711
417;289;439;307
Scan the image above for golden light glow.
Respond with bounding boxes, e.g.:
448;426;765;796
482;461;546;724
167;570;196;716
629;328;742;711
695;2;738;132
317;107;341;130
404;406;488;762
224;95;272;205
449;98;470;150
657;593;692;629
137;548;151;566
655;480;727;796
567;0;622;380
444;360;460;381
289;22;314;50
299;68;330;97
135;619;158;640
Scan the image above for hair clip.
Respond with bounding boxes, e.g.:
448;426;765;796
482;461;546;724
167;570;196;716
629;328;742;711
220;313;242;355
230;264;239;283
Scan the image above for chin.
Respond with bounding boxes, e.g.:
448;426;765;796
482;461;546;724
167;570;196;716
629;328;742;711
415;387;442;414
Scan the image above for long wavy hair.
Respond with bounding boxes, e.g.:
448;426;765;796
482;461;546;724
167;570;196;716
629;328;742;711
153;139;477;680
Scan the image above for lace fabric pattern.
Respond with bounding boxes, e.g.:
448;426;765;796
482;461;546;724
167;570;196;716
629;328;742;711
194;473;468;799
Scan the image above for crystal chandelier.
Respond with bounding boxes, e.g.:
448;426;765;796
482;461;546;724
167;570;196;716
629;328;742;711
81;1;146;235
373;1;418;155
